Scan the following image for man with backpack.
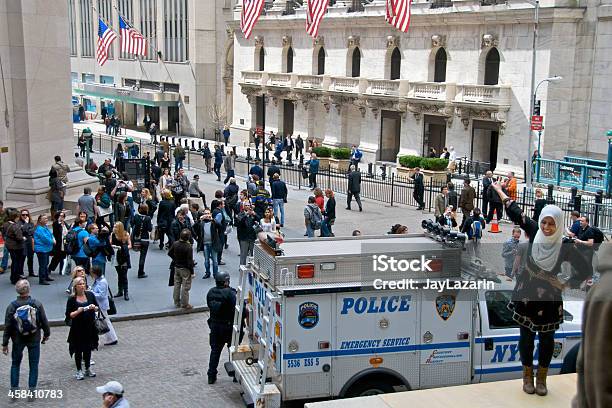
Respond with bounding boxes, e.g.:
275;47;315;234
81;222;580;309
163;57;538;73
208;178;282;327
68;217;90;273
2;280;50;401
304;196;323;238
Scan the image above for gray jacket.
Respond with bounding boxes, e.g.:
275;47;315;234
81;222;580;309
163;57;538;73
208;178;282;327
224;154;236;172
501;237;520;271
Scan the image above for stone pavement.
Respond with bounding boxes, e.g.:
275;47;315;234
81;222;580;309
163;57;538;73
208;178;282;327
0;138;519;322
0;313;245;408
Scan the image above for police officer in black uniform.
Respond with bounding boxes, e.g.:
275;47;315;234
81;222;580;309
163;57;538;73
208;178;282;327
206;271;236;384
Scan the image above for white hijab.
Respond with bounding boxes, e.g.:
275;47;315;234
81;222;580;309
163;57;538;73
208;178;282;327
532;204;564;271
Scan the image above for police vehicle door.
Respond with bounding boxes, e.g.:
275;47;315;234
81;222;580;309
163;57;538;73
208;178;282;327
332;290;420;395
282;294;332;399
477;289;568;382
419;287;474;388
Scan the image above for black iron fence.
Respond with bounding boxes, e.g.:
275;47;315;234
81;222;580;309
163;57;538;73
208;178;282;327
75;129;612;233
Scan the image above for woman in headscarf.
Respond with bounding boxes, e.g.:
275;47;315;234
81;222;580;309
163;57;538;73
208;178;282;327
491;182;591;397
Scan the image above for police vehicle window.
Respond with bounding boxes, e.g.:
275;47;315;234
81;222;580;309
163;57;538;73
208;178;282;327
485;291;519;329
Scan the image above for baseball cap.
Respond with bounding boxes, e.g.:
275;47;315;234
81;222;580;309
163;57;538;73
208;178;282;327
193;174;199;179
96;381;124;395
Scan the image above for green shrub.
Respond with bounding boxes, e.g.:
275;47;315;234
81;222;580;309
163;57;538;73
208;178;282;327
398;155;423;169
332;147;351;160
421;158;449;171
312;146;332;158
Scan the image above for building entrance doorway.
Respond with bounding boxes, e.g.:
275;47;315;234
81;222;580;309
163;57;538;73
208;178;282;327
379;110;401;162
168;106;179;133
144;106;160;128
423;115;446;157
283;99;294;137
471;120;499;171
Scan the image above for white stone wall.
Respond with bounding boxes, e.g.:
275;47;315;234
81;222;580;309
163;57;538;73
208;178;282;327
230;1;612;175
70;0;233;138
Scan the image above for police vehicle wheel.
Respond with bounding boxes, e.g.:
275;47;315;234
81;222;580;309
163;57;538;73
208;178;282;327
348;379;395;397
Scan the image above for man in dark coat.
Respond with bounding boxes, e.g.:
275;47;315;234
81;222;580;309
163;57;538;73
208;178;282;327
295;134;304;158
459;178;476;229
481;171;493;217
486;178;504;222
206;272;236;384
411;167;425;210
346;165;362;211
169;208;193;247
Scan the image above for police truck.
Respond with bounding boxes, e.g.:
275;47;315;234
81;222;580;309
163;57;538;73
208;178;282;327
226;233;583;408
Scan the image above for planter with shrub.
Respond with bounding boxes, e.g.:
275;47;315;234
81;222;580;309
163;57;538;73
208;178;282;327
420;157;449;183
330;147;352;173
311;146;332;170
397;155;423;178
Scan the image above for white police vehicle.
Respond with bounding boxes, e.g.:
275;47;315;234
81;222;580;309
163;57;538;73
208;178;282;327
226;234;582;408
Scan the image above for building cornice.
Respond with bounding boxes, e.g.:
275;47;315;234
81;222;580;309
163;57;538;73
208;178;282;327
227;7;585;34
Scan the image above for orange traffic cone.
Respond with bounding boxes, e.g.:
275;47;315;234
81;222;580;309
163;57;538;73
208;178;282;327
489;210;501;233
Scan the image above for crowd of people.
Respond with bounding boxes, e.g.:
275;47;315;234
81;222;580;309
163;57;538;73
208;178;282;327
0;127;610;405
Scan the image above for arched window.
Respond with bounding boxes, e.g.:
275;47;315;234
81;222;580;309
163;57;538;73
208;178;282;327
434;48;447;83
351;47;361;78
286;46;294;73
484;48;500;85
317;47;325;75
258;47;265;71
390;48;401;80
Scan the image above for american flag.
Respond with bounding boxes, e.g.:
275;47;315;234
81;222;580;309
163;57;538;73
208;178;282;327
96;18;117;66
306;0;330;38
386;0;412;33
240;0;265;39
119;16;147;57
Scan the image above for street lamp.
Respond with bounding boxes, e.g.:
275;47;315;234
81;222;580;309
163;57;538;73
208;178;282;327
534;75;563;157
525;0;539;189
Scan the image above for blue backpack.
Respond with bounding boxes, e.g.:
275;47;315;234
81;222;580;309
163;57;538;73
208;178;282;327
470;219;483;241
12;301;38;335
354;149;363;160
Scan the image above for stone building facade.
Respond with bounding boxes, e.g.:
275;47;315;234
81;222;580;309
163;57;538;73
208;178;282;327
230;0;612;175
69;0;235;137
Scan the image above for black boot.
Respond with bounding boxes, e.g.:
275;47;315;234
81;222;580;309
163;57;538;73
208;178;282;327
124;290;129;301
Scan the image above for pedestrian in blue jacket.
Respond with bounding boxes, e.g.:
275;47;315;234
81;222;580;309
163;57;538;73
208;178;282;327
33;215;55;285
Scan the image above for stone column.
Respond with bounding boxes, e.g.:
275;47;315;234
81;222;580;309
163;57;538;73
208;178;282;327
266;97;281;135
0;0;96;204
398;113;422;157
323;103;343;147
293;99;309;139
136;104;145;128
159;106;169;132
359;107;381;163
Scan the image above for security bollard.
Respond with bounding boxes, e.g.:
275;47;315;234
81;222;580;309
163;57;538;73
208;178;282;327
547;184;554;202
255;149;260;160
264;150;270;163
574;194;582;213
191;140;195;151
246;148;252;160
594;189;603;227
198;141;203;150
368;163;373;177
232;146;237;156
171;137;176;147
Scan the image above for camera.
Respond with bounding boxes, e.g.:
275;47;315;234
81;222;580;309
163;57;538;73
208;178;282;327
562;236;575;244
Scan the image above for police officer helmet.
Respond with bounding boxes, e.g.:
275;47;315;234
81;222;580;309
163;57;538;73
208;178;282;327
215;272;230;286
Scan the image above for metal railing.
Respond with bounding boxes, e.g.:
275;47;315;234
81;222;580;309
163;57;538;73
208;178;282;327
74;129;612;234
536;158;609;193
430;0;453;8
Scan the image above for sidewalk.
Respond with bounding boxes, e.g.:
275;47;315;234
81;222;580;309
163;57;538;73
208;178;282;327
1;141;517;322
